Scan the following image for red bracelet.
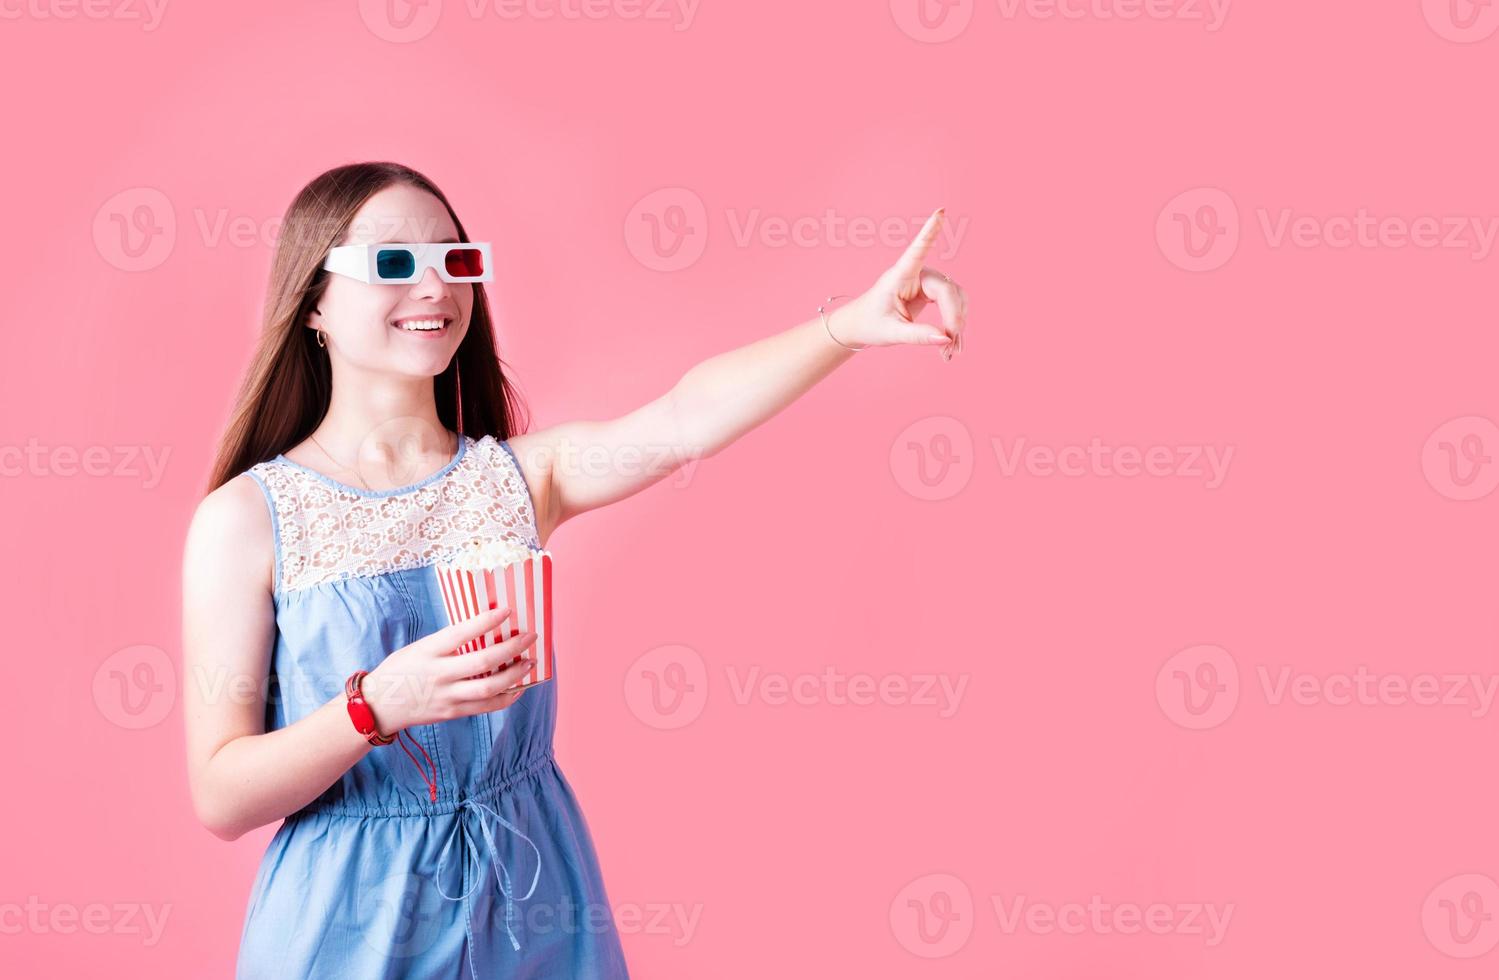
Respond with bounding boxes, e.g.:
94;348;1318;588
345;670;438;803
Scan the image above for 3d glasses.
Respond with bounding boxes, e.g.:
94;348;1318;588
322;242;493;284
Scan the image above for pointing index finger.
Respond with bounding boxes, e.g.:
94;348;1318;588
893;207;945;279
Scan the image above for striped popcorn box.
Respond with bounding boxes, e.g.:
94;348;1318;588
431;537;554;689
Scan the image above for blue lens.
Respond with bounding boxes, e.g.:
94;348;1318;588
375;248;416;280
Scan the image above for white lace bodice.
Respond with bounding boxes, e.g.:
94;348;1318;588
245;434;539;595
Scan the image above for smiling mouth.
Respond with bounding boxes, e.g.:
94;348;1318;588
392;317;453;334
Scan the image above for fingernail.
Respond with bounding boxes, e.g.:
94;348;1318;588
926;334;948;344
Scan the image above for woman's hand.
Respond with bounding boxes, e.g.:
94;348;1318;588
362;606;537;733
825;207;969;361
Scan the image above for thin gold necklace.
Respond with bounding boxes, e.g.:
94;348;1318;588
307;431;372;490
307;429;457;491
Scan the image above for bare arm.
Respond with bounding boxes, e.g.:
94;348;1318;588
181;476;376;841
509;208;969;543
507;312;860;544
182;477;538;841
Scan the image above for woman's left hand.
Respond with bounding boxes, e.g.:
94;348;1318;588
826;207;968;361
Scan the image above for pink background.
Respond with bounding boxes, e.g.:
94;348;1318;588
5;0;1499;976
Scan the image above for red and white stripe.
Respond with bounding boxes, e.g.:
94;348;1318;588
433;550;553;688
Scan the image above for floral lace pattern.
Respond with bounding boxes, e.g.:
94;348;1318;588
247;434;539;595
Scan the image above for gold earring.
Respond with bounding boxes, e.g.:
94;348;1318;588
316;328;327;348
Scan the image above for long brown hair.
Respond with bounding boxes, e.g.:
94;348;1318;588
204;161;529;494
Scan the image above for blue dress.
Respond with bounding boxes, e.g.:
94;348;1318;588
235;433;630;979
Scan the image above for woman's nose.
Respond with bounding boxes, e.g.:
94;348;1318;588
410;264;451;299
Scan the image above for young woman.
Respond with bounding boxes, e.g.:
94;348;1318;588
182;161;967;978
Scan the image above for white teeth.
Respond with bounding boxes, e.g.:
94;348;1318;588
396;319;446;331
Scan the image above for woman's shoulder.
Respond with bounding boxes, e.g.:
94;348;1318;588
184;472;275;599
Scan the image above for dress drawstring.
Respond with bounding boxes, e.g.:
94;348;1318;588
436;797;543;975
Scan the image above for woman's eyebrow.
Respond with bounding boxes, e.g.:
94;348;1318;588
369;236;461;244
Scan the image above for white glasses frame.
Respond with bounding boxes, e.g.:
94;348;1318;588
322;242;494;284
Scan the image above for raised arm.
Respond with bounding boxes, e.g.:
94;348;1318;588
508;207;969;543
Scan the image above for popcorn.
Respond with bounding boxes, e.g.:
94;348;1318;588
446;536;533;572
431;537;554;689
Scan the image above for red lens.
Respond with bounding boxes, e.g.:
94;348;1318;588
444;247;485;279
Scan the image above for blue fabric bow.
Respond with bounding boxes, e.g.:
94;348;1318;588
436;797;543;974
